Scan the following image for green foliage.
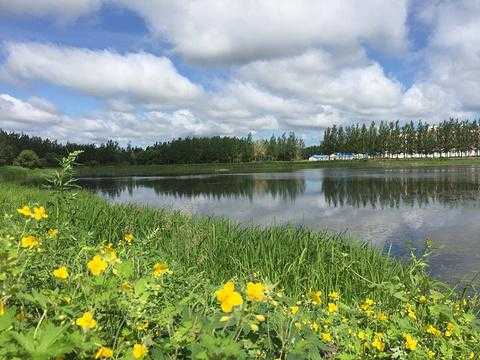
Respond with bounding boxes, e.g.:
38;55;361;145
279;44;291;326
0;155;478;358
14;149;40;169
0;198;479;358
0;129;305;166
45;150;83;192
0;142;17;166
321;118;480;157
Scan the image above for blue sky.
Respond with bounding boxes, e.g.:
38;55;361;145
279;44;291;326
0;1;479;146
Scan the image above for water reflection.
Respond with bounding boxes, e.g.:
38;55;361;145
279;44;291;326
322;170;480;208
81;173;306;202
79;167;480;285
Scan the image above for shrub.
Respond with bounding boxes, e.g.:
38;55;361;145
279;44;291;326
13;149;40;169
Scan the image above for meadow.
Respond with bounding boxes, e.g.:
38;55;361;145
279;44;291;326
0;155;479;358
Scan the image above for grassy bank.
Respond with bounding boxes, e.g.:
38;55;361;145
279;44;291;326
3;157;480;183
0;165;53;184
76;157;480;178
1;179;479;358
0;182;408;299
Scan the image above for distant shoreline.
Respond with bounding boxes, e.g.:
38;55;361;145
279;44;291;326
74;157;480;178
3;157;480;183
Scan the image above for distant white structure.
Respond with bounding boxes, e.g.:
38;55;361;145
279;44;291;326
308;153;368;161
308;154;329;161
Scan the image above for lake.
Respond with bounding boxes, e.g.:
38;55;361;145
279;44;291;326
79;166;480;286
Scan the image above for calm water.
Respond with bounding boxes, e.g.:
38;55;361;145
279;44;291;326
79;167;480;285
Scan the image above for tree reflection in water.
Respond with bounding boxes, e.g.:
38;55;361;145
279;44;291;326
79;174;306;202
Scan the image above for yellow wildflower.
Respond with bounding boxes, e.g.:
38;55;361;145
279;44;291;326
426;324;441;337
132;344;148;359
102;244;118;264
47;228;59;238
360;298;375;310
94;346;113;359
321;332;333;343
20;235;39;249
403;333;417;351
310;290;322;305
327;302;338;314
427;350;436;359
255;314;266;322
445;322;455;337
250;323;259;332
290;305;299;315
32;206;48;221
17;205;32;218
215;281;243;313
120;282;133;292
153;262;171;277
310;321;319;332
87;255;108;276
357;330;368;341
0;301;5;316
123;232;134;244
246;282;266;302
75;311;97;331
376;312;388;321
372;333;385;352
136;321;149;331
328;291;340;301
52;266;69;280
405;304;416;320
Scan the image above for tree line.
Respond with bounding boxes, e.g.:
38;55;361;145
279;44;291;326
321;118;480;157
0;130;305;167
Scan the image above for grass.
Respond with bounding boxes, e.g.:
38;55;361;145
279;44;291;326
3;157;480;182
1;165;479;358
76;157;480;177
0;182;411;301
0;165;53;184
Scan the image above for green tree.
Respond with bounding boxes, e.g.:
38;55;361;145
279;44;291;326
14;149;40;168
0;142;17;165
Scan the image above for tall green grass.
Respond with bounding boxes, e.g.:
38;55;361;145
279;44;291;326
0;165;53;185
0;182;414;303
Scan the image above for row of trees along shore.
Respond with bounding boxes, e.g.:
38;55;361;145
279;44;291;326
322;119;480;157
0;130;304;167
2;118;480;168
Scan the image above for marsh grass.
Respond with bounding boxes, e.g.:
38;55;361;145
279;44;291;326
0;165;54;185
0;182;415;303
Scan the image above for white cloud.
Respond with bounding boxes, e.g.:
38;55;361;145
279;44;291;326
0;94;60;128
2;1;480;145
0;0;102;21
412;0;480;113
121;0;409;64
2;42;203;103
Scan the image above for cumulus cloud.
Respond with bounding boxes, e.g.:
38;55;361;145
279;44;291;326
120;0;409;64
0;94;61;129
1;1;479;145
0;0;102;21
2;42;202;104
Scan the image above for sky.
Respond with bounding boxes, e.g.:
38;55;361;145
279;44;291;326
0;0;479;146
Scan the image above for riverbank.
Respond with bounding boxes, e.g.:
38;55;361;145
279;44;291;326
3;157;480;183
75;156;480;177
0;165;52;184
1;178;479;357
